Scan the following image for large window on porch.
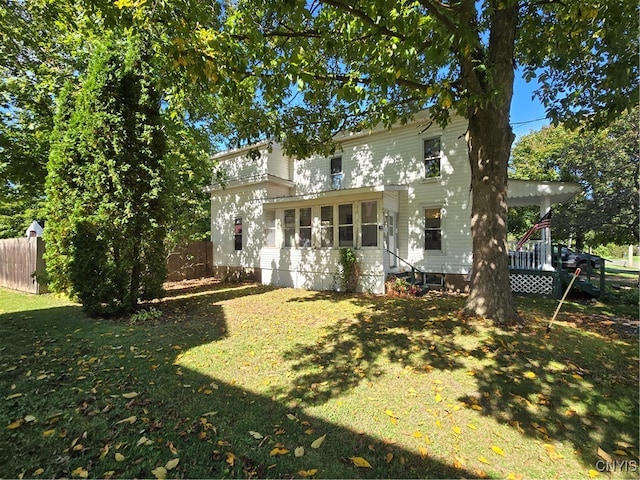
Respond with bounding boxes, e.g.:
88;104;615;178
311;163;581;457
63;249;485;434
361;201;378;247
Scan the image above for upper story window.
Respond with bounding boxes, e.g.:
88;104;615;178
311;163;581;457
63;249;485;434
284;209;295;247
265;210;276;247
423;137;441;178
330;156;344;190
361;201;378;247
424;208;442;250
299;207;312;247
234;217;243;250
338;204;353;247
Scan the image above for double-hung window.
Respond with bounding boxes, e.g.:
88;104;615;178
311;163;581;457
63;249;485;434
284;209;295;247
424;137;441;178
320;205;334;247
338;204;353;247
299;207;312;247
424;208;442;250
361;201;378;247
234;217;243;250
330;156;344;189
265;210;276;247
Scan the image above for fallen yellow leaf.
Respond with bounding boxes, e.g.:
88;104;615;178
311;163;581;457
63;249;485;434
491;445;505;456
385;452;393;464
249;431;263;439
24;415;36;423
42;429;56;437
6;419;23;429
297;469;318;477
137;436;153;447
419;446;428;458
384;409;397;418
33;468;44;476
165;458;179;470
226;452;236;466
311;434;326;449
115;452;125;462
6;393;23;400
413;431;422;438
452;426;462;435
588;469;599;478
295;446;304;457
71;466;88;478
270;447;289;456
524;371;536;379
122;392;138;399
478;456;490;465
115;415;136;425
613;449;628;456
435;393;443;403
349;456;372;468
151;466;167;479
597;447;612;463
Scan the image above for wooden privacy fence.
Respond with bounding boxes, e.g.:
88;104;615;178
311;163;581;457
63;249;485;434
166;241;214;282
0;238;213;294
0;237;47;294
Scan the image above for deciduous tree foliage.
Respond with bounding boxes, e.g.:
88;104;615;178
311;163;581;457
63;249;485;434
45;36;167;316
110;0;637;324
510;107;639;249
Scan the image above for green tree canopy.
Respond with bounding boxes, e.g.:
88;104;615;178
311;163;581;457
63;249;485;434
108;0;637;324
510;107;639;249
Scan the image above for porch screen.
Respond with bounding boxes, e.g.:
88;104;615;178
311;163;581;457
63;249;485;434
361;201;378;247
338;204;353;247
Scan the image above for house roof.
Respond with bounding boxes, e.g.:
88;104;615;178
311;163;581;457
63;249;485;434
507;179;581;207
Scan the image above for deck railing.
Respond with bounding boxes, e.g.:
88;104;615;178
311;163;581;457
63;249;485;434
508;240;552;270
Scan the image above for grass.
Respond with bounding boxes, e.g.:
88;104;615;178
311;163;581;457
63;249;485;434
0;281;638;479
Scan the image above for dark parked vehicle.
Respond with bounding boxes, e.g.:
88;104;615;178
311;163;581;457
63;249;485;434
552;245;603;271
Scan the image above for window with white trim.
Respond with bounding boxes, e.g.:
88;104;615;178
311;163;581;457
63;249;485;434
338;204;353;247
284;209;295;247
424;208;442;250
265;210;276;247
320;205;334;248
299;207;312;247
423;137;441;178
234;217;243;250
330;156;343;189
361;201;378;247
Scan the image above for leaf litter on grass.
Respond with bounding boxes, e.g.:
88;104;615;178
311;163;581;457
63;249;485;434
0;284;637;478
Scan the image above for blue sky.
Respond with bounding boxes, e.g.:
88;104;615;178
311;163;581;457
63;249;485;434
510;72;550;142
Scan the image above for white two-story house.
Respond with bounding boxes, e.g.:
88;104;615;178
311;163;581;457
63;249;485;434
206;112;581;295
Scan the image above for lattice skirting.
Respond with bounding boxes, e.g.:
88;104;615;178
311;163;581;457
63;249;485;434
510;272;555;296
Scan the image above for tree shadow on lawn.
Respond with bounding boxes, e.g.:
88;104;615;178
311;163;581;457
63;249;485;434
281;293;474;406
0;288;477;479
281;291;639;472
460;322;639;472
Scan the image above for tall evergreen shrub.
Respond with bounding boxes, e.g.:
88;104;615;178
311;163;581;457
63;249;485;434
44;36;167;316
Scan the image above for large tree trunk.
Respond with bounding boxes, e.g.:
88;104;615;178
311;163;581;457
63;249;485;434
463;107;521;325
459;2;521;325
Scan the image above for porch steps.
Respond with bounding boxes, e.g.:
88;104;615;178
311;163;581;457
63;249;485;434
559;269;602;298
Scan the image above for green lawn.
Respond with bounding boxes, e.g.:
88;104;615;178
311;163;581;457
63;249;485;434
1;282;638;479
